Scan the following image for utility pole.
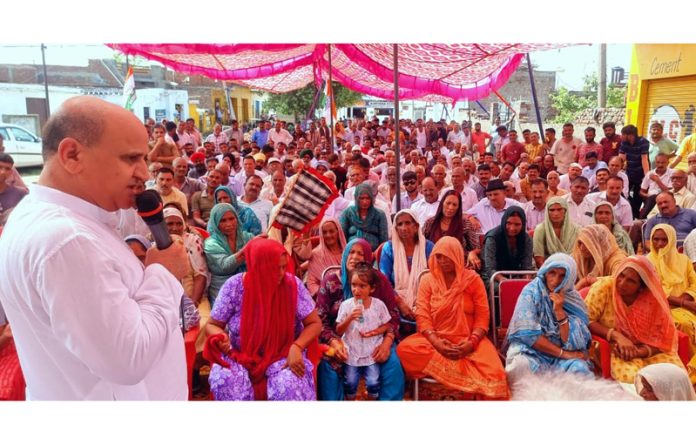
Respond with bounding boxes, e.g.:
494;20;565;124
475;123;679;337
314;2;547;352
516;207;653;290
598;44;607;108
41;44;51;121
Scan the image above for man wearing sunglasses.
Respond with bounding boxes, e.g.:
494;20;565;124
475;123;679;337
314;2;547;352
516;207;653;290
393;171;422;211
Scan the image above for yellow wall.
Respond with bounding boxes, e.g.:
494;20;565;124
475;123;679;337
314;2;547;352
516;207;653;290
210;85;254;127
626;44;696;135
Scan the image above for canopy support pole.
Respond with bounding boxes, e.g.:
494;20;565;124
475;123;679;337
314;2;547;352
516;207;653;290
41;44;51;121
393;43;401;213
526;53;545;137
328;44;335;151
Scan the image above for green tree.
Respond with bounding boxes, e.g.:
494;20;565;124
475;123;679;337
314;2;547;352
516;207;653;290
550;73;627;123
264;82;362;122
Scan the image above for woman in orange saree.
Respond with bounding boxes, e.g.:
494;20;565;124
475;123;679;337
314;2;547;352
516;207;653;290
396;236;510;399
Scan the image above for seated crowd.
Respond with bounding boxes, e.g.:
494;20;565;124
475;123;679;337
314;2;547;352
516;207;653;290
2;115;696;401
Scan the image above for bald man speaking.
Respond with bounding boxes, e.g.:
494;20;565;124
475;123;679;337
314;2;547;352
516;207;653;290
0;97;189;400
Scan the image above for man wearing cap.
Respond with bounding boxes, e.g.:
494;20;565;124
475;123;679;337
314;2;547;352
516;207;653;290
187;152;208;180
261;157;284;193
467;179;522;234
251;153;269;179
558;162;583;191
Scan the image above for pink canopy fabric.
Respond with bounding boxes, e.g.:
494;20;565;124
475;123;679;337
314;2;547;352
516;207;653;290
107;43;565;102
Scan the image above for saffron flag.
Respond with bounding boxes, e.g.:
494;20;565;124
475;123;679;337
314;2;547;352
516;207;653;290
123;66;136;111
272;168;338;235
323;81;336;122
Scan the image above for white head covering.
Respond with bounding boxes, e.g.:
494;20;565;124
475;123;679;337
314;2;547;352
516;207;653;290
635;363;696;401
391;209;428;309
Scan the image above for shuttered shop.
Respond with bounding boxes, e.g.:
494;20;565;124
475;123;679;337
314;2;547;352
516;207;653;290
640;75;696;142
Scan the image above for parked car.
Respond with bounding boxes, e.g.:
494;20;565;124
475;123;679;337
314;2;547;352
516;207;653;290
0;123;43;168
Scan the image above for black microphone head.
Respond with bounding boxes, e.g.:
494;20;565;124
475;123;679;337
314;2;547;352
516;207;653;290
135;189;164;225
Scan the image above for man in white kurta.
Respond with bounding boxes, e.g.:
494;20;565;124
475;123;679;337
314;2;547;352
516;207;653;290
0;97;188;400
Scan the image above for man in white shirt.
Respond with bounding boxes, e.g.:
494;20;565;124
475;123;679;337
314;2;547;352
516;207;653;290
559;163;583;191
239;175;273;232
564;176;595;227
590;175;634;228
0;97;188;400
550;123;583;174
440;167;478;213
205;124;229;152
268;120;293;147
468;179;522;234
639;153;673;218
447;123;467;146
410;177;441;226
647;168;695;218
687;152;696;195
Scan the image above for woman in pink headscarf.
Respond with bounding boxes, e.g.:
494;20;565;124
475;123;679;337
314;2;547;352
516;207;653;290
306;218;347;296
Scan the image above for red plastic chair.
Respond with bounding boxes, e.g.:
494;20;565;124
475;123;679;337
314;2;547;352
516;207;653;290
593;331;692;380
488;271;534;348
184;326;200;400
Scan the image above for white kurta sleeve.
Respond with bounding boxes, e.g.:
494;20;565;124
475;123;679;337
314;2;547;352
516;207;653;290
36;236;184;386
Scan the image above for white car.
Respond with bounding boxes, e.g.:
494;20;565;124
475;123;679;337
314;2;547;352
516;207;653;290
0;123;43;168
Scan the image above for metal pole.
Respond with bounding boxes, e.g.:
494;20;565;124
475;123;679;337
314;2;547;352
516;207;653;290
598;44;607;108
393;44;401;213
41;44;51;121
328;44;335;151
525;53;544;138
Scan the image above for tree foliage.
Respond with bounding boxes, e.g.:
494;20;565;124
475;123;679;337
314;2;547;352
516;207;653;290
550;73;627;123
264;82;362;121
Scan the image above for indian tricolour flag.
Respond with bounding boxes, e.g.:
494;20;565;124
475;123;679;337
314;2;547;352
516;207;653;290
322;80;336;121
123;66;136;111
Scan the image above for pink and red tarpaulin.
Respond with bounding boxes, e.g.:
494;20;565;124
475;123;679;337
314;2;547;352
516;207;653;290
107;43;564;103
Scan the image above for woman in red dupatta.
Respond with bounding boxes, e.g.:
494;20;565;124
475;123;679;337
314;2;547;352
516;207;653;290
204;238;322;400
586;255;685;383
396;236;510;399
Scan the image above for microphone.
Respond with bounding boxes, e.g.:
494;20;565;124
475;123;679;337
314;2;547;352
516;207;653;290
135;190;173;250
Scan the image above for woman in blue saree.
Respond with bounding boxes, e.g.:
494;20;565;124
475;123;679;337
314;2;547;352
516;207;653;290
315;238;405;400
505;253;592;381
